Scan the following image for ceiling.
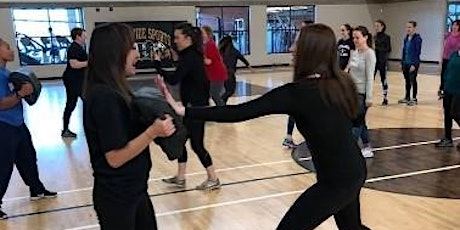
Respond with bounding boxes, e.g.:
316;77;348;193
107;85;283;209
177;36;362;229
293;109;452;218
0;0;422;8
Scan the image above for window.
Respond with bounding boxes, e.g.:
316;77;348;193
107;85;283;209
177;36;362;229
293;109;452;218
12;8;84;66
266;6;315;54
447;2;460;30
196;7;250;55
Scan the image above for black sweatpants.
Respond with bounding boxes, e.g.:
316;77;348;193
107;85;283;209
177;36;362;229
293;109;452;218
402;64;419;100
62;76;83;130
375;59;388;97
287;116;295;135
178;117;213;168
440;59;449;92
442;93;460;140
0;122;45;205
277;177;369;230
222;69;236;104
94;192;157;230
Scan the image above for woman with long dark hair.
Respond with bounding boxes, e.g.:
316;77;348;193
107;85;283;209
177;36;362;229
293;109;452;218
435;20;460;147
218;35;251;104
83;23;175;229
153;22;221;190
374;20;391;105
338;24;354;71
157;23;370;230
348;26;376;158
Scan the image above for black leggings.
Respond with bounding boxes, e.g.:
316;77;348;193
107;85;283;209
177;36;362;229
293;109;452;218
402;64;419;99
443;93;460;140
222;69;236;104
440;59;449;92
62;77;83;130
178;118;213;168
375;60;388;96
287;116;295;135
277;179;369;230
94;193;157;230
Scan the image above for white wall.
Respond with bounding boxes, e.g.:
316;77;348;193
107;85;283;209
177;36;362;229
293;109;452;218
316;4;382;38
382;0;447;62
0;8;20;69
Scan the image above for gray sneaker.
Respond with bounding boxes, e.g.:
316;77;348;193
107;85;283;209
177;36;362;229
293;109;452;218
398;98;409;104
162;176;186;188
195;178;221;190
407;99;418;106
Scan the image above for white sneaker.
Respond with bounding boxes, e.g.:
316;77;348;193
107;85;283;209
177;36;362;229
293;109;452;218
361;147;374;158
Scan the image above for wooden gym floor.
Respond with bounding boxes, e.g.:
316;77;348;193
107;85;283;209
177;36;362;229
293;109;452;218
0;67;459;230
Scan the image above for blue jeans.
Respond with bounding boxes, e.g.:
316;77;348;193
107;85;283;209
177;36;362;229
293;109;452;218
352;94;370;146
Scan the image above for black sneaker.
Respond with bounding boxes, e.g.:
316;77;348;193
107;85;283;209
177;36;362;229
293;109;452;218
30;189;58;201
162;176;186;188
61;129;77;138
381;98;388;106
435;138;454;148
0;208;7;220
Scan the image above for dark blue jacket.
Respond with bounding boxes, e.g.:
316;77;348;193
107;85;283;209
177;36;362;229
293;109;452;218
401;33;422;67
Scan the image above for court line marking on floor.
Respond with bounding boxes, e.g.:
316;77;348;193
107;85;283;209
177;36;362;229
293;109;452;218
372;137;460;152
4;136;457;202
3;159;302;202
64;163;460;230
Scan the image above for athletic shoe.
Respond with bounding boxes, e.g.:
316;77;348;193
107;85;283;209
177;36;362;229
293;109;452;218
361;147;374;158
195;178;221;191
398;98;409;104
407;99;418;106
435;138;454;148
162;176;186;188
30;189;57;201
381;98;388;106
282;138;297;149
61;129;77;138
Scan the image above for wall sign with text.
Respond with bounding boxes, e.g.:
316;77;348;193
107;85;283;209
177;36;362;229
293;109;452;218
95;21;186;69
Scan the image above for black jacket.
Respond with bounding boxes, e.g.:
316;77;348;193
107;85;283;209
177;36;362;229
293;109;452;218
154;46;210;106
374;32;391;61
221;47;250;73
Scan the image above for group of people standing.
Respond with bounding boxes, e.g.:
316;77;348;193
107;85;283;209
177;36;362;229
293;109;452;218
2;14;460;230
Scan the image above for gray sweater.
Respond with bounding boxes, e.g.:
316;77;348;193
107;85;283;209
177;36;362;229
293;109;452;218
349;48;376;101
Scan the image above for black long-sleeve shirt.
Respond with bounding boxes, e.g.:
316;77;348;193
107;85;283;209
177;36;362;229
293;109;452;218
154;46;210;106
221;47;250;73
185;80;367;186
374;32;391;62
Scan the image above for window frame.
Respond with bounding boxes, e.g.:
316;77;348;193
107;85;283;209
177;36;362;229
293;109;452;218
266;5;315;54
196;6;251;55
11;8;85;66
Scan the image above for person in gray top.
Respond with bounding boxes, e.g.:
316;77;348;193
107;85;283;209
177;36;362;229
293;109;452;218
347;26;376;158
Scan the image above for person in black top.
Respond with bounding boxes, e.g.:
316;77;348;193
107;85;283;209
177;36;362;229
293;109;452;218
338;24;355;71
61;27;88;138
83;23;175;230
218;35;252;105
158;24;370;230
374;20;392;105
153;22;221;190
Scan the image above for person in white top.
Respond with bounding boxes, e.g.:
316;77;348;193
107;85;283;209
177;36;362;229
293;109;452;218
348;26;376;158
